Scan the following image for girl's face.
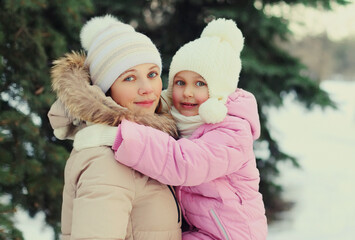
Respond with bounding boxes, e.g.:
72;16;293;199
111;63;162;115
172;71;209;116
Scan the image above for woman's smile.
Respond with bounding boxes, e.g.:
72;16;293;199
135;99;156;108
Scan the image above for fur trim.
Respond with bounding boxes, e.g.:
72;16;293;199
51;51;178;138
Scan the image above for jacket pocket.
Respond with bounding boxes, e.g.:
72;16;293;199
210;209;231;240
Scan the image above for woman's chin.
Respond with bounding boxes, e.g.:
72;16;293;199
131;106;156;115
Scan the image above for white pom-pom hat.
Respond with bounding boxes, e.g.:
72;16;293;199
166;18;244;124
80;15;162;93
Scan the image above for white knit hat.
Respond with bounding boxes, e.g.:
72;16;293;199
166;18;244;124
80;15;162;93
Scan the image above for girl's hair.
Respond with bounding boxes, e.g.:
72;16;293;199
155;97;163;114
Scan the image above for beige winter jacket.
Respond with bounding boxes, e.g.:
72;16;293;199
48;52;181;240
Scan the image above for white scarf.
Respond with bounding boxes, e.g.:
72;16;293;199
171;107;205;138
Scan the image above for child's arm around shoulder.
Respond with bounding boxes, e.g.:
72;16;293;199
113;117;255;186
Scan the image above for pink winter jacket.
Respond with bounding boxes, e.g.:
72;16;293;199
112;89;268;240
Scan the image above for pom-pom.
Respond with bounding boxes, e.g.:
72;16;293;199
201;18;244;54
199;98;228;124
80;14;120;51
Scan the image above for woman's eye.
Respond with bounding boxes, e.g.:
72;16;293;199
124;76;134;82
148;72;158;78
175;80;185;86
196;81;206;87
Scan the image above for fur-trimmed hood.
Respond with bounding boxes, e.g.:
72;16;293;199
48;51;178;139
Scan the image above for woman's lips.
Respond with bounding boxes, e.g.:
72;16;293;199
135;100;155;108
180;102;198;109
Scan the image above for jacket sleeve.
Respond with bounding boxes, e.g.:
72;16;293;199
47;99;84;140
112;118;254;186
67;147;134;239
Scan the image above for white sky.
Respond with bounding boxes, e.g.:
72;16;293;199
265;1;355;41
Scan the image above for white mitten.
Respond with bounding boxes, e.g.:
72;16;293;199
73;124;118;151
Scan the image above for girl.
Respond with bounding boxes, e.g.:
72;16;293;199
48;15;181;240
75;19;268;239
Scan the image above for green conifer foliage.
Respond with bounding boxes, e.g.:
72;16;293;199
0;1;93;239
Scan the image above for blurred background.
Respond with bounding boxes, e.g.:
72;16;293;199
0;0;354;239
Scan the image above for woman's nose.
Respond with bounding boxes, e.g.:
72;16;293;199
138;78;154;95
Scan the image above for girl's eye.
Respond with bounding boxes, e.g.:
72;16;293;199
124;76;134;82
148;72;158;78
196;81;206;87
175;80;185;86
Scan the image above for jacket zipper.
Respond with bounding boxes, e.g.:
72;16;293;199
168;185;181;223
210;209;230;240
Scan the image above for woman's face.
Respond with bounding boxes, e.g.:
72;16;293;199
110;63;162;115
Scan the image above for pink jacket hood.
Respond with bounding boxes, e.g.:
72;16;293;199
226;88;261;140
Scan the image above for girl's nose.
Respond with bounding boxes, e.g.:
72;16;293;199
138;78;154;95
183;86;193;98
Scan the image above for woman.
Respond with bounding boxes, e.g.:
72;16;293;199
48;15;181;240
